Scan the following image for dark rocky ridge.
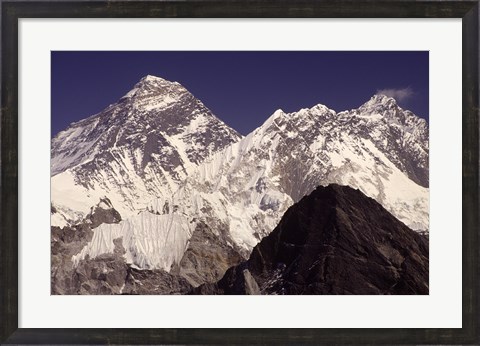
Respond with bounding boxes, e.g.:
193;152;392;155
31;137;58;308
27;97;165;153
172;221;244;287
52;200;123;294
87;197;122;229
123;266;192;295
51;223;94;294
72;237;129;295
194;184;429;295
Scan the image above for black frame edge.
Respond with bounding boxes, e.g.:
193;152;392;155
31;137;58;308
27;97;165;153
0;0;477;18
462;1;480;344
1;0;19;343
1;1;479;345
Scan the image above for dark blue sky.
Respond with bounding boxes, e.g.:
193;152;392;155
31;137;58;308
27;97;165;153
51;51;428;136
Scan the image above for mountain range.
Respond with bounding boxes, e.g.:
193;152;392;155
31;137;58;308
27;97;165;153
194;184;429;295
51;75;429;294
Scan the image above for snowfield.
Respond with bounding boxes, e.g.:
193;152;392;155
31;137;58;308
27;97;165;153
51;76;429;272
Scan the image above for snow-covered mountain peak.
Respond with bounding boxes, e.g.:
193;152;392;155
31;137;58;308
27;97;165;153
294;103;336;120
352;94;428;130
366;93;423;121
121;74;188;103
136;74;182;89
356;94;399;114
366;93;397;106
261;109;285;128
53;88;429;278
310;103;336;114
141;74;171;83
273;108;284;117
259;103;336;135
51;75;242;225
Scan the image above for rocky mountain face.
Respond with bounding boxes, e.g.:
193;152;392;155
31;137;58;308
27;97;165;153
51;75;241;226
53;226;193;295
194;185;429;295
354;95;429;187
51;75;246;292
170;222;244;287
124;93;428;262
51;75;429;294
51;198;193;294
52;199;123;294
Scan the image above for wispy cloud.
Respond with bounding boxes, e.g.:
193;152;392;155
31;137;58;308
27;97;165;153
377;87;414;102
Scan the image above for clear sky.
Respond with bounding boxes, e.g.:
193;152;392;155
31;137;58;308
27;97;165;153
51;51;428;137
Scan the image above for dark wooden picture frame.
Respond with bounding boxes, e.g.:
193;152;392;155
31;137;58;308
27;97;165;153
1;1;478;344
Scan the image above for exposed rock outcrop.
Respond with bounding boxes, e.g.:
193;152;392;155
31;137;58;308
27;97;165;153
173;221;244;287
194;184;429;295
122;267;192;295
87;197;122;229
52;199;195;294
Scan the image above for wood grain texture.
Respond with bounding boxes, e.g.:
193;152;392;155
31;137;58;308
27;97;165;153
1;0;478;344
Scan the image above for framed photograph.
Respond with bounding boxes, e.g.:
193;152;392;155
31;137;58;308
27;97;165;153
1;1;478;344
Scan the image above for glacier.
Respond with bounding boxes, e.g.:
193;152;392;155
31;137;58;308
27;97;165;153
51;75;429;275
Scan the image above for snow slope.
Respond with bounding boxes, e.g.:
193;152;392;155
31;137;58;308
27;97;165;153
72;211;192;271
51;75;241;225
151;95;429;247
54;81;429;272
